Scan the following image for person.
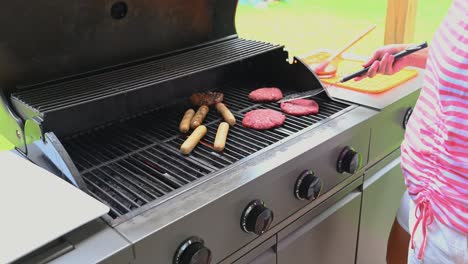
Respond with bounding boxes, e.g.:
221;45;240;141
386;190;411;264
356;0;468;263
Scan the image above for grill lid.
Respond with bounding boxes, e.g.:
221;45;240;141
0;0;238;89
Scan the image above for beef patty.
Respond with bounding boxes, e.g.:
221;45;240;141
242;109;286;130
190;92;224;106
248;87;283;102
280;99;319;116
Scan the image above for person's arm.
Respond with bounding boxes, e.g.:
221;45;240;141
355;43;429;81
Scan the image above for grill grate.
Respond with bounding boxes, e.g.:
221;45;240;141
62;82;351;221
12;39;280;113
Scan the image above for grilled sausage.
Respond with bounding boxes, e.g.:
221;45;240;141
190;105;209;129
214;122;229;152
179;109;195;133
180;125;207;155
215;103;236;126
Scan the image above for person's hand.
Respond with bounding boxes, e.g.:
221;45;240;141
354;44;412;81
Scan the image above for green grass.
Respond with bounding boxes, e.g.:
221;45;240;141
0;0;452;150
236;0;451;57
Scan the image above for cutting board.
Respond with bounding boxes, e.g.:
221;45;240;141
303;52;418;94
0;151;109;263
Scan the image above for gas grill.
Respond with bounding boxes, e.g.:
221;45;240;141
1;1;423;264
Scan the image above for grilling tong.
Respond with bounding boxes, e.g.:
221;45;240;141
278;41;428;103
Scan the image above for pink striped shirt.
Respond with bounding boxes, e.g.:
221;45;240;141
400;0;468;259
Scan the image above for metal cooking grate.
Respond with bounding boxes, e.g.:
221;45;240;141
12;38;280;113
62;83;351;220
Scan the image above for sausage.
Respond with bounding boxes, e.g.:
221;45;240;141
190;105;209;129
214;122;229;152
215;103;236;126
180;125;207;155
179;109;195;133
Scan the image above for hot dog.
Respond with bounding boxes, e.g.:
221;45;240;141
179;109;195;133
190;105;209;129
214;122;229;152
180;125;207;155
215;103;236;126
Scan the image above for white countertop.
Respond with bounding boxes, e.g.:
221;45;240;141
0;151;109;263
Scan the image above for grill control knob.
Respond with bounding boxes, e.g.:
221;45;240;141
403;107;413;130
294;170;323;201
241;200;274;235
174;236;212;264
337;146;362;174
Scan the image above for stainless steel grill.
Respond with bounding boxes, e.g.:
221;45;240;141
62;83;350;221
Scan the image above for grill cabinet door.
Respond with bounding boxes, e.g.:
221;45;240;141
231;237;276;264
277;190;362;264
247;250;276;264
230;251;276;264
357;152;406;264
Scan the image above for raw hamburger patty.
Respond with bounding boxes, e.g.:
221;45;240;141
280;99;319;116
248;87;283;102
242;109;286;130
190;92;224;106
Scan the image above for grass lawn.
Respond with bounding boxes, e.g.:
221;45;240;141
236;0;452;58
0;0;452;150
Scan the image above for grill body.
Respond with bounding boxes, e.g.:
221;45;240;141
13;37;360;225
7;37;379;263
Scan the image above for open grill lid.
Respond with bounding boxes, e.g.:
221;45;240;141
0;0;238;89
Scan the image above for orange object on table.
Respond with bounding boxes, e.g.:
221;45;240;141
313;24;376;74
303;52;419;94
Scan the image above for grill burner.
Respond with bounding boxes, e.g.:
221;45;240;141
62;84;350;222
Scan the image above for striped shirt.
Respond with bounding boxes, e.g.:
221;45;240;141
400;0;468;259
